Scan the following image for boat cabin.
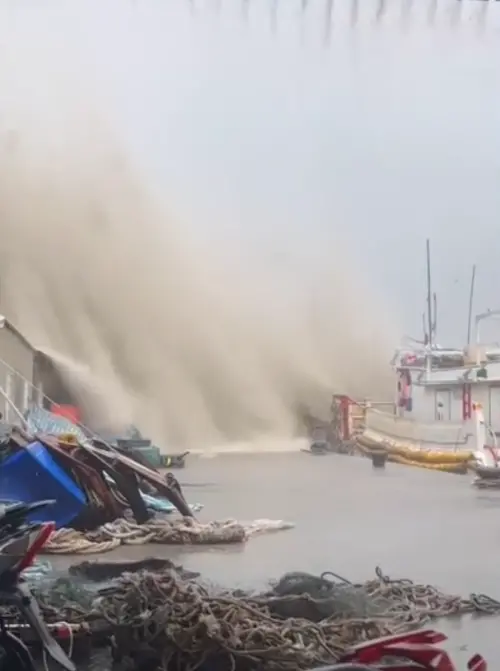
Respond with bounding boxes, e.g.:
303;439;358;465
392;344;500;435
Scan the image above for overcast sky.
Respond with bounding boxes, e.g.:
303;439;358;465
3;0;500;347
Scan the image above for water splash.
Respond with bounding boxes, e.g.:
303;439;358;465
0;2;396;451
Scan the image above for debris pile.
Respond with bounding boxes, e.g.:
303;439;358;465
28;563;500;670
0;409;294;551
0;420;193;526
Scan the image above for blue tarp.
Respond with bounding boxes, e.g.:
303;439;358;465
0;441;86;528
141;492;203;514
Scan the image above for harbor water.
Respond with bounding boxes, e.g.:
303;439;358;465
54;452;500;667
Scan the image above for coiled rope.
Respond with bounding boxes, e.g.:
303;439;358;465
43;517;294;554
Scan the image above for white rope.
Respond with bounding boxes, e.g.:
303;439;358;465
43;517;294;555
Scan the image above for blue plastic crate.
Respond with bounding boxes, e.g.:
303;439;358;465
0;441;86;529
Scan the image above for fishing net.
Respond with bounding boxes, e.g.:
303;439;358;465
267;570;392;621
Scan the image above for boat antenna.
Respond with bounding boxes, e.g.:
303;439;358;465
432;292;437;342
426;239;433;355
466;264;476;346
422;313;427;344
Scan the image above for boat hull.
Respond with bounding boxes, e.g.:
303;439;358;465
356;437;470;473
356;408;474;473
474;464;500;480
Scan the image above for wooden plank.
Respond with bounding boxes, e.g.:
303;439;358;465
85;445;193;517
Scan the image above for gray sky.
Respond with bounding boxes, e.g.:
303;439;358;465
3;0;500;346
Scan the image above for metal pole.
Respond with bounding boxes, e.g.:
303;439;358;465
0;384;28;429
350;0;358;27
427;0;438;26
375;0;386;23
426;239;433;354
324;0;334;45
466;264;476;346
270;0;278;35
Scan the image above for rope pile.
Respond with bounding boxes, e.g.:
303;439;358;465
34;565;500;670
43;517;294;554
265;567;500;623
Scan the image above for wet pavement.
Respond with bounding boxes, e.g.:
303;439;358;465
52;452;500;665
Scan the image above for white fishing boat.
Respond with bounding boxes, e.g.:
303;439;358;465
333;244;500;472
359;339;500;470
332;342;500;472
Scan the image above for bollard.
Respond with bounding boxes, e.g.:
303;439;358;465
310;440;329;455
371;450;387;468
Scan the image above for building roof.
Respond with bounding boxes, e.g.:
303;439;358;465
0;315;36;352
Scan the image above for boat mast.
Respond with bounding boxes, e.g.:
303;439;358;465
433;292;437;342
426;239;433;371
466;264;476;346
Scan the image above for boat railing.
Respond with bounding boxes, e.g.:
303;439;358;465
0;354;117;454
331;396;395;441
